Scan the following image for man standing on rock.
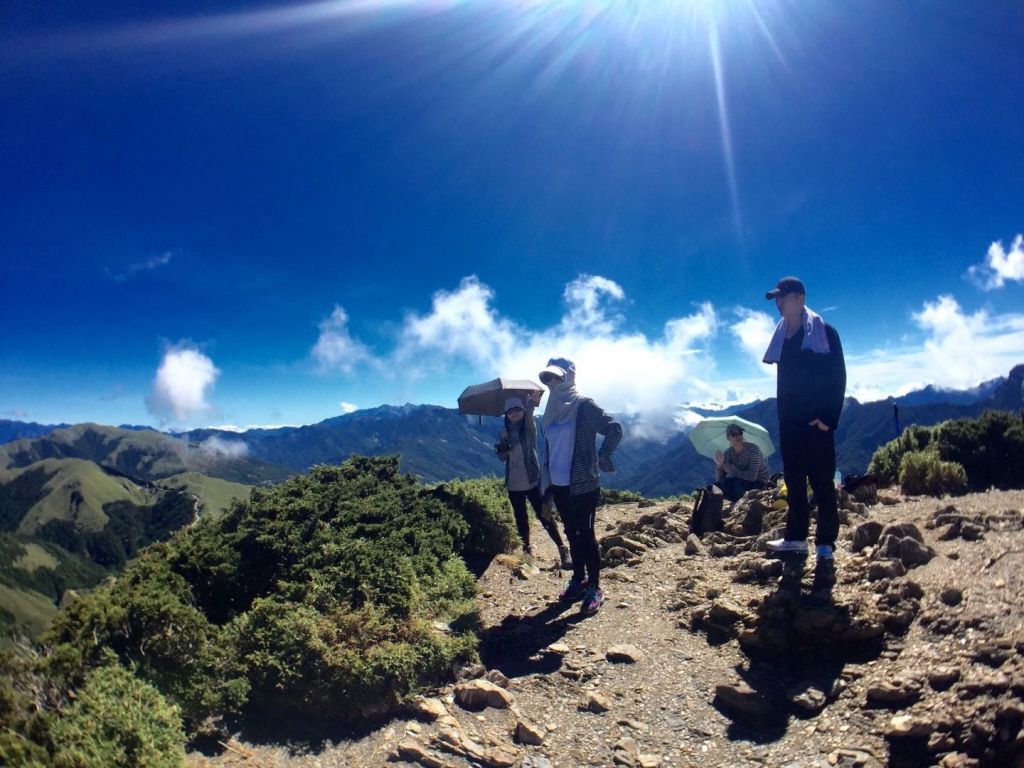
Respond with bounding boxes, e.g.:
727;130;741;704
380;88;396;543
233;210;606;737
761;277;846;587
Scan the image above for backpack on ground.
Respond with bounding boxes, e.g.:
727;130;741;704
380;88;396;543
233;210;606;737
690;483;725;537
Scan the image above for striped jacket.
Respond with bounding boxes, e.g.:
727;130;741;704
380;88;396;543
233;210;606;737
715;442;769;483
539;398;623;496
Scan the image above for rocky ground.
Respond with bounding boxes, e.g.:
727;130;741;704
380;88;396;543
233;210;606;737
187;487;1024;768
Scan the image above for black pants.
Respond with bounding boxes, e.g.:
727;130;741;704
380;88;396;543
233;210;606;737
780;422;839;547
718;476;759;502
508;485;565;550
551;486;600;586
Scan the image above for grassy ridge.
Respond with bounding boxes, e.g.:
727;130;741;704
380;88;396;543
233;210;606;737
17;458;150;535
154;472;252;519
0;464;253;645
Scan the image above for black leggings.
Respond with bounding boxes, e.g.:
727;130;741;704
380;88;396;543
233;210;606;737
780;423;839;547
508;485;565;550
551;486;600;587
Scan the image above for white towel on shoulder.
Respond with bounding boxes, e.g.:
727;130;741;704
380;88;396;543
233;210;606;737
762;307;830;364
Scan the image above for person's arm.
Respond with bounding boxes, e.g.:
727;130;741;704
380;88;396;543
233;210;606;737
591;402;623;472
538;422;552;496
494;425;512;460
823;325;846;431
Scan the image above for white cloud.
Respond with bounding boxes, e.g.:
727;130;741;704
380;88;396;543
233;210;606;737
309;276;1023;434
198;435;249;459
399;276;519;367
841;294;1024;397
967;234;1024;290
339;401;358;414
208;423;296;432
396;274;720;416
730;307;778;375
560;275;625;335
312;306;374;373
108;251;173;282
146;345;219;423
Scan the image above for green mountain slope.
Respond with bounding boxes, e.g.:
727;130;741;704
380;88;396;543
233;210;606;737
0;423;291;485
14;458;151;535
0;534;108;645
0;441;256;642
154;472;252;519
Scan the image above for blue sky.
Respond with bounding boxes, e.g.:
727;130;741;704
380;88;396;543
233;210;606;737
2;0;1023;431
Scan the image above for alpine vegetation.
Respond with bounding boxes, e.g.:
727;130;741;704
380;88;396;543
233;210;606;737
1;456;516;764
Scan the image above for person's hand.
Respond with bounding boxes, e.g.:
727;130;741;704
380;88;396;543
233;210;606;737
714;450;725;466
809;419;830;432
529;389;543;406
598;455;615;473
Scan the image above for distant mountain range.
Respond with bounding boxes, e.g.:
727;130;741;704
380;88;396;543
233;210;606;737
2;365;1021;640
4;365;1021;500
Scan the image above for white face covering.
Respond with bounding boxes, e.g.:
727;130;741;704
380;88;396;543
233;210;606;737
542;376;582;429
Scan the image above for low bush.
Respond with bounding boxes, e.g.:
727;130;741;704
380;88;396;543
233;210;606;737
869;411;1024;492
430;477;517;573
868;425;936;486
50;663;184;768
601;488;645;505
32;455;483;752
899;451;967;497
934;411;1024;491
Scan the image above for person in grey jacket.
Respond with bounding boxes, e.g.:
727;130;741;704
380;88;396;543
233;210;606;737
495;394;571;569
539;357;622;615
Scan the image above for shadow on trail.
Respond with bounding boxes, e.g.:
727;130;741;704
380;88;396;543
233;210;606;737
190;705;393;756
713;553;884;747
479;597;590;678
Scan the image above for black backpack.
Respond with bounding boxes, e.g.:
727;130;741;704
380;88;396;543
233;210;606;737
690;484;725;537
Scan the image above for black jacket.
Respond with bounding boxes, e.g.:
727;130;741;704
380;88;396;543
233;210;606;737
776;323;846;430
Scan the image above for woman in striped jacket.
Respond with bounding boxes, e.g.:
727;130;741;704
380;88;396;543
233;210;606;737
538;357;622;616
714;424;770;501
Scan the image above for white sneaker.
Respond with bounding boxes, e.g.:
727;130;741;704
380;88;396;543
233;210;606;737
766;538;809;554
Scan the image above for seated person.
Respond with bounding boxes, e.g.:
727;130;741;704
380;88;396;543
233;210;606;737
714;425;770;502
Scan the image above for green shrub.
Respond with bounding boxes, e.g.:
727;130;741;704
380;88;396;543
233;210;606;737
41;550;249;730
871;411;1024;492
227;597;473;719
430;477;517;572
934;410;1024;491
19;455;490;750
868;425;936;486
601;488;645;505
0;733;49;768
899;451;967;497
50;664;184;768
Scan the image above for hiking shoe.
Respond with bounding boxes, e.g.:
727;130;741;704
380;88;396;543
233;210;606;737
558;545;573;570
580;586;604;615
766;538;809;554
559;576;589;602
523;543;533;557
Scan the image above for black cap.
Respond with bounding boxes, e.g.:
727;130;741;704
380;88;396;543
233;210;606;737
765;276;806;300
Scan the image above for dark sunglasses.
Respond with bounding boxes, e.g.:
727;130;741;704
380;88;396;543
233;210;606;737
540;373;562;384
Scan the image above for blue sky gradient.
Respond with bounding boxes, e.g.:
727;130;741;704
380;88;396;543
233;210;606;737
2;1;1023;430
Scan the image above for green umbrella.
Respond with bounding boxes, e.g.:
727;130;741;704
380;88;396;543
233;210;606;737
687;416;775;459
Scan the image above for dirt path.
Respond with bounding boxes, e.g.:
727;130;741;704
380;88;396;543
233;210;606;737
188;490;1024;768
